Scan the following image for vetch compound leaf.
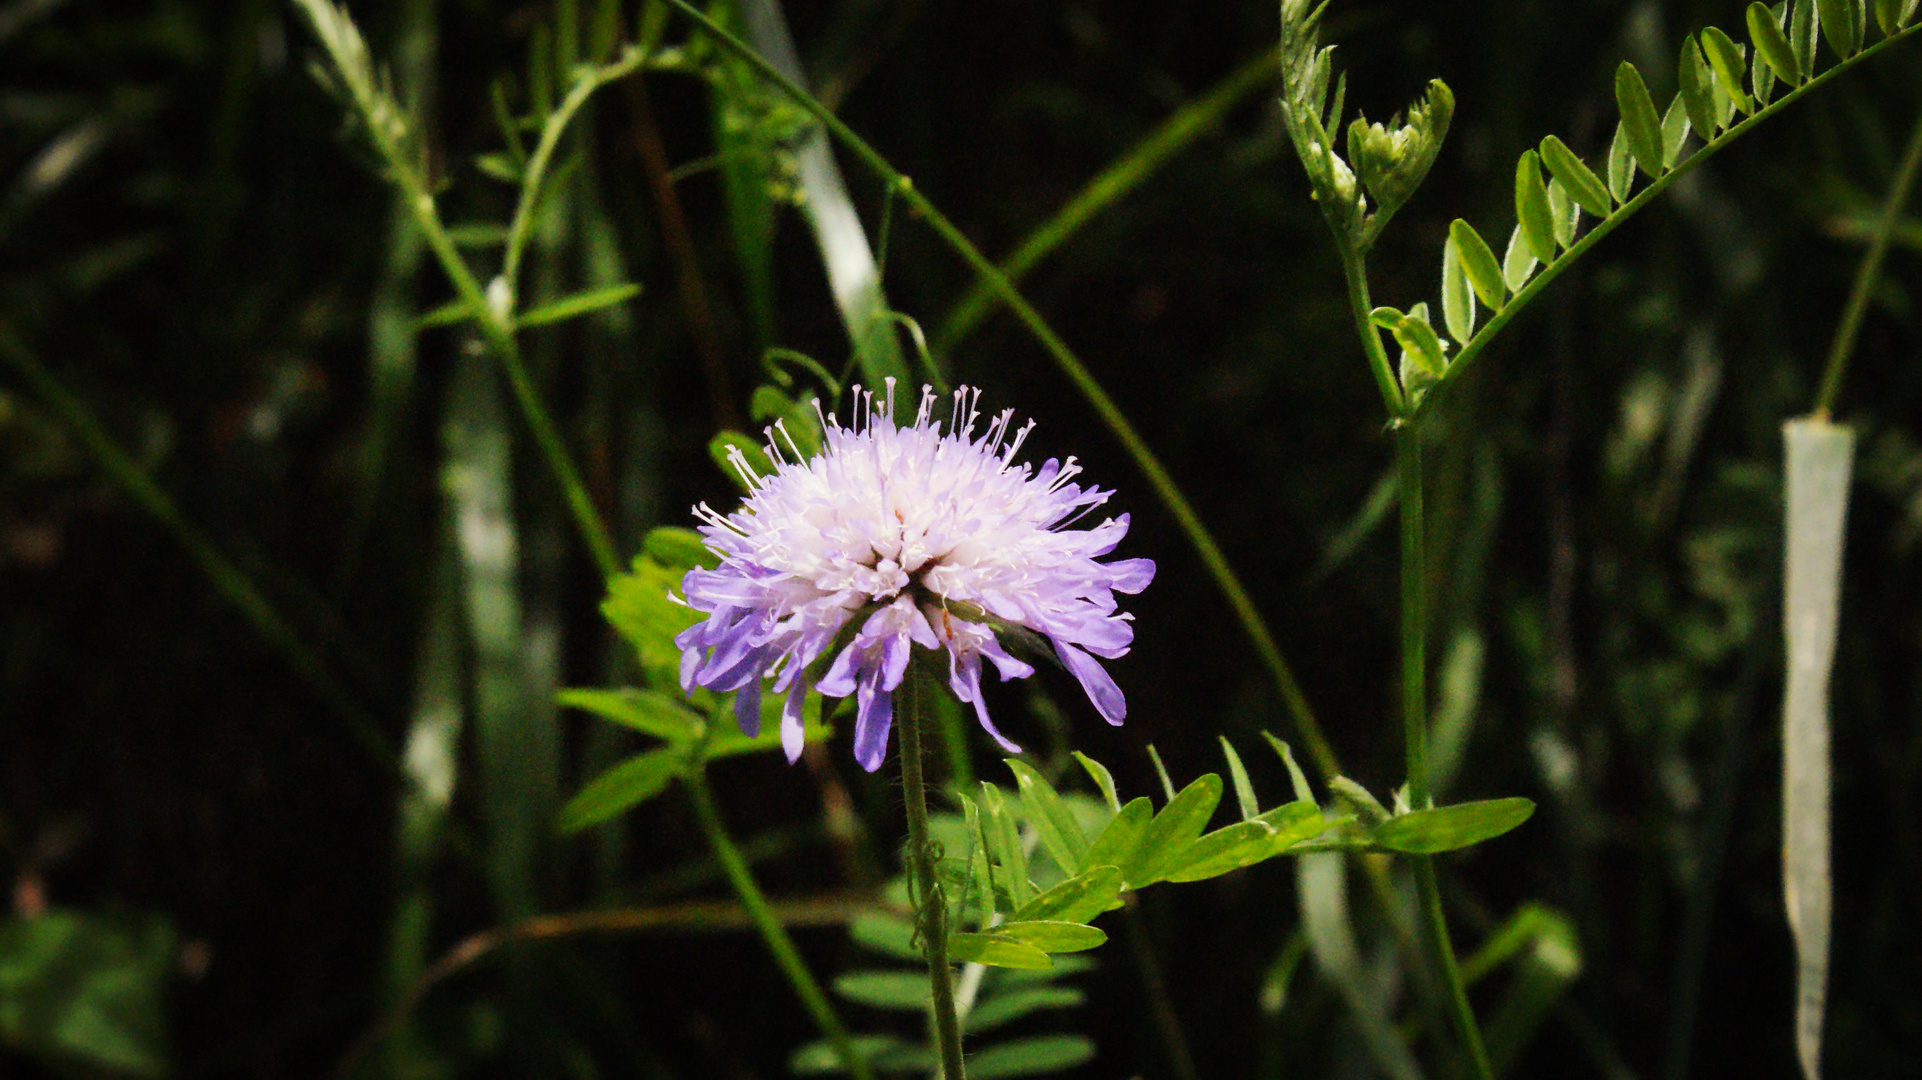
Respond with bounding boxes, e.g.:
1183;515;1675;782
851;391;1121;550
1120;773;1223;887
1006;759;1090;876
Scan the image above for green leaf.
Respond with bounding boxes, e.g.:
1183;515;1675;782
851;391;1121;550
748;385;824;461
1005;759;1090;876
1120;773;1223;887
515;282;642;329
1261;732;1316;804
1874;0;1902;33
1448;219;1506;311
964;986;1085;1034
1080;797;1152;876
1162;800;1332;882
1673;41;1716;149
0;910;174;1078
556;687;703;742
642;526;716;571
1072;751;1122;813
1792;0;1822;74
1614;62;1665;179
1146;744;1177;802
1218;737;1260;820
1660;94;1693;169
1501;223;1539;292
473;150;521;183
559;749;682;832
708;431;775;493
1700;27;1755;115
1390;305;1447;377
993;920;1107;953
949;934;1053;970
1546;178;1579;249
1816;0;1864;57
1011;865;1125;924
1440;232;1478;347
966;1035;1097;1079
414;297;476;331
978;782;1036;911
789;1034;915;1076
704;701;830;759
835;970;936;1008
602;557;703;685
1606;122;1635;203
848;913;922;961
1368;797;1536;855
1538;135;1613;218
1513;150;1557;263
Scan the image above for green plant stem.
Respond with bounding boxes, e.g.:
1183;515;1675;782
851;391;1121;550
682;769;876;1080
1815;106;1922;416
1420;19;1922;424
898;661;968;1080
1339;240;1404;418
1397;427;1493;1080
931;48;1276;362
501;46;647;296
659;0;1339;783
0;323;394;769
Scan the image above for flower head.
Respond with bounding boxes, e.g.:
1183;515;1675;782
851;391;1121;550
676;380;1154;771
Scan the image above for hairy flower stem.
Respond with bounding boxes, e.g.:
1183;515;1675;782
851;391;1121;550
898;660;968;1080
1398;429;1495;1080
682;771;876;1080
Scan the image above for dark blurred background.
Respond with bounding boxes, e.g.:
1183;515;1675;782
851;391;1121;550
2;0;1919;1077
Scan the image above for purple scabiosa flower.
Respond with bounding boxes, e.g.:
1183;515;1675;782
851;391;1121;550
675;379;1154;772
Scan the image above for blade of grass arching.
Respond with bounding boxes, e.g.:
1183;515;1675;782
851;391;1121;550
931;48;1275;363
661;0;1340;783
0;325;393;767
735;0;908;390
1781;417;1852;1080
1297;853;1426;1080
380;541;463;1078
443;349;558;925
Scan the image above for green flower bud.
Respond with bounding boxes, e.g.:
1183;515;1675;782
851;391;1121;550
1347;79;1455;221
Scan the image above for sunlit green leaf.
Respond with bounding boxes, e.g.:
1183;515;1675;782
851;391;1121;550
1614;62;1665;179
1514;150;1557;263
1011;865;1124;924
1390;304;1446;377
558;748;682;832
1006;759;1090;876
1440;232;1478;347
1448;219;1506;311
1700;27;1755;115
1792;0;1822;73
1072;751;1121;813
1218;737;1260;820
1546;178;1579;249
1539;135;1612;218
1751;2;1805;82
1368;797;1535;854
1661;94;1693;169
992;920;1106;953
1080;797;1152;877
1120;773;1223;887
1606;122;1635;202
949;933;1053;970
1816;0;1865;57
978;782;1036;911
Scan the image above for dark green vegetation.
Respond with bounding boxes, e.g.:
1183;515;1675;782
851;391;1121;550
2;0;1919;1077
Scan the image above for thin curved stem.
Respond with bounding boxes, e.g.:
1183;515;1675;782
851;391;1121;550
659;0;1341;783
684;770;878;1080
898;660;967;1080
1420;19;1922;424
1339;239;1405;418
1815;105;1922;416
